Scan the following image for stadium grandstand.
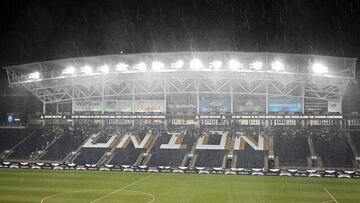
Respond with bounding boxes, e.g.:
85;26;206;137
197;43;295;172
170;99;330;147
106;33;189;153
1;51;360;178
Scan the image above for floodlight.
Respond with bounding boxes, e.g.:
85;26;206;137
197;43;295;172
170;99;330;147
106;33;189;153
80;65;92;74
152;61;165;71
228;59;242;70
271;61;285;72
190;58;203;70
134;62;146;71
115;63;129;71
62;66;75;75
97;64;110;74
250;61;263;70
28;72;40;79
312;63;328;74
171;60;184;69
210;61;222;70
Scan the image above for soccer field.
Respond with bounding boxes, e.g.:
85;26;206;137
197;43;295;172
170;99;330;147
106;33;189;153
0;169;359;203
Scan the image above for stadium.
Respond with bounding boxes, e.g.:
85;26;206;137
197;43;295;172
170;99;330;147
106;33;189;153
0;51;360;202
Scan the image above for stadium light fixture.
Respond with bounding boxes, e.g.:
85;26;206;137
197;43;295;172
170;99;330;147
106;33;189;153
96;64;110;74
134;62;147;71
115;63;129;71
171;60;184;69
271;61;285;72
250;61;263;70
190;58;203;70
228;59;242;70
210;61;222;70
312;63;329;74
62;66;75;75
28;71;40;79
80;65;93;74
152;61;165;71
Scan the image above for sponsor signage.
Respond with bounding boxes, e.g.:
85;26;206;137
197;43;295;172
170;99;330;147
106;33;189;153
104;100;132;112
304;99;327;113
134;100;164;113
328;101;342;113
73;100;102;112
234;96;266;112
268;97;302;113
199;99;231;113
167;95;197;114
231;115;343;119
5;113;21;124
71;115;165;119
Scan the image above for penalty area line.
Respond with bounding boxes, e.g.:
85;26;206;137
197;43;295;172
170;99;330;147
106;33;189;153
89;174;155;203
322;186;338;203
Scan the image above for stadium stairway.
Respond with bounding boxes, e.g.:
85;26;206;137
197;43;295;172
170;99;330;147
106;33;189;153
96;134;123;166
3;131;35;160
345;132;359;168
103;133;126;165
65;134;93;163
141;131;159;166
132;131;158;166
182;133;201;167
35;136;59;161
224;132;235;169
306;134;320;168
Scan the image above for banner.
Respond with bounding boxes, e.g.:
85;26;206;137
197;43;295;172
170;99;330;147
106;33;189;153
304;99;327;113
199;99;231;113
234;96;265;112
104;100;132;112
167;95;196;114
328;101;341;113
268;97;302;112
135;100;164;113
73;100;102;112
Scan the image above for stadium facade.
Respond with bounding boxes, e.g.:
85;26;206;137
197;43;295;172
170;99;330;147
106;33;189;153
1;52;360;178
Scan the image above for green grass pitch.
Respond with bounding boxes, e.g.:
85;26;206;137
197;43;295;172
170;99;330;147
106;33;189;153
0;169;359;203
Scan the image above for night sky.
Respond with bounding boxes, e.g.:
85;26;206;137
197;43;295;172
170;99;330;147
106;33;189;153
0;0;360;115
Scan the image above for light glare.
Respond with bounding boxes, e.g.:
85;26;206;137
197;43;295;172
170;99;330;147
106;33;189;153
190;58;203;70
171;60;184;69
250;61;263;70
312;63;329;74
134;62;146;71
115;63;129;71
28;72;40;79
210;61;222;69
80;65;92;74
271;61;285;72
228;59;242;70
62;66;75;75
97;64;110;74
152;61;165;71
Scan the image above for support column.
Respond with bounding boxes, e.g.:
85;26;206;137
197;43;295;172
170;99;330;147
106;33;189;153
230;85;234;114
164;81;167;128
197;80;200;114
302;82;305;114
42;102;46;114
266;79;269;114
265;54;269;114
132;80;135;129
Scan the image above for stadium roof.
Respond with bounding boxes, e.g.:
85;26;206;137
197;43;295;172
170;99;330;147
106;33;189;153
3;51;356;77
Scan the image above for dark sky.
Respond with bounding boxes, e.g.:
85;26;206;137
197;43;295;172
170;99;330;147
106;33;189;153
0;0;360;113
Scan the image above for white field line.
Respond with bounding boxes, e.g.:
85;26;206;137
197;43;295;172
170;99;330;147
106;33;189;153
123;189;155;203
89;174;155;203
40;189;106;203
321;200;336;203
40;188;155;203
323;187;338;203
